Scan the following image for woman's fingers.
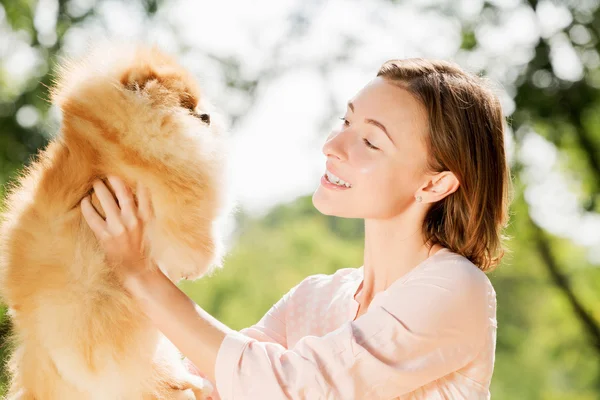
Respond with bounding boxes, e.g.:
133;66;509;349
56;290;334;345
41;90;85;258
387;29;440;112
93;179;122;222
136;182;154;223
81;196;110;241
108;175;138;229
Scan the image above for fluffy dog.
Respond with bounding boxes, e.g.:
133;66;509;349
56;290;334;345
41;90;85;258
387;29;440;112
0;43;233;399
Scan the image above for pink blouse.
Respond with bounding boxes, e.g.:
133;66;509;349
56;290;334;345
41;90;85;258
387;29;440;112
208;248;497;399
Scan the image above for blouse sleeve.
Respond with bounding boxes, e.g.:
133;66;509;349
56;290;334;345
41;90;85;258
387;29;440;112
183;280;301;387
214;263;492;399
236;279;303;347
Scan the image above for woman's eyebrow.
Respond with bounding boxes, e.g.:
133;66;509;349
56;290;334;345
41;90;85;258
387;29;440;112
348;102;395;146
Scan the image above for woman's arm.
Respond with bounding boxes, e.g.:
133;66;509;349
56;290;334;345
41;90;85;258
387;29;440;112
126;264;232;383
183;274;300;391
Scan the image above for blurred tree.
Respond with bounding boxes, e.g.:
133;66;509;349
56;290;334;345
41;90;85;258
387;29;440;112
497;0;600;391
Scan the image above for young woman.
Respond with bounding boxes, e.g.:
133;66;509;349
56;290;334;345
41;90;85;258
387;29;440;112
81;58;511;399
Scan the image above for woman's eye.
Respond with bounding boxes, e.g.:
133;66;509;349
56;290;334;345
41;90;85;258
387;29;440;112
363;138;379;150
338;117;378;150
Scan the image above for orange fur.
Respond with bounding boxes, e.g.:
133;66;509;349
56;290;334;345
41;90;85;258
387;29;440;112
0;43;234;399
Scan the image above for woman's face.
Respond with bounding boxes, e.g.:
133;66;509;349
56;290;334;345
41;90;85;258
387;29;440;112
312;77;431;219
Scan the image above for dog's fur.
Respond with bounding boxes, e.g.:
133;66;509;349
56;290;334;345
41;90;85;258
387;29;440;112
0;43;233;399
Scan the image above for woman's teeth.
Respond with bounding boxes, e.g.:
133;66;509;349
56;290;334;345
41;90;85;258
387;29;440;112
326;170;352;188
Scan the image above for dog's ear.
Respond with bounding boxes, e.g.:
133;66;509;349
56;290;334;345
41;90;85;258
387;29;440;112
120;67;158;91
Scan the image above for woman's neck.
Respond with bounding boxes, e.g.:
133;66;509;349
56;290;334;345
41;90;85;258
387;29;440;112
358;215;442;308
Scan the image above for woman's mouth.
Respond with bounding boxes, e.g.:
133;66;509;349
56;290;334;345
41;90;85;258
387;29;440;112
321;170;352;190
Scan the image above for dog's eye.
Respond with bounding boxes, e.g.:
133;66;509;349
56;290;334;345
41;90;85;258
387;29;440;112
194;113;210;125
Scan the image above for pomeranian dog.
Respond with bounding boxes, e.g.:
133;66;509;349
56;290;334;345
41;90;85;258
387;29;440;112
0;43;234;399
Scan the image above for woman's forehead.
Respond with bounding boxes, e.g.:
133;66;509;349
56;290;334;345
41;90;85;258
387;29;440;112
350;78;429;140
352;78;419;113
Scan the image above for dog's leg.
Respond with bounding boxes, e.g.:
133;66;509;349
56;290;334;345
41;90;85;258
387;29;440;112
4;340;91;400
148;214;221;282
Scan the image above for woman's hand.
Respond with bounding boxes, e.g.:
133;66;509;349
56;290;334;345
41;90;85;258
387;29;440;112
80;175;155;285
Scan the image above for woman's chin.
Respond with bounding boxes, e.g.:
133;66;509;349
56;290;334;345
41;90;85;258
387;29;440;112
312;190;351;218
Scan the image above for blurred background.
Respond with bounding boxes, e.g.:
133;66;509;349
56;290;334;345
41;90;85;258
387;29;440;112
0;0;599;398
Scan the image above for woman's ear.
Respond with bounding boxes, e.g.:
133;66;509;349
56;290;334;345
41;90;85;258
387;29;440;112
417;171;460;203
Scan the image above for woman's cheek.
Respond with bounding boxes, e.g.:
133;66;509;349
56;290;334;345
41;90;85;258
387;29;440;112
352;150;379;174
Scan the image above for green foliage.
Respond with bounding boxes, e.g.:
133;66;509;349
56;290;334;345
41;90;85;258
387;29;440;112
460;29;477;51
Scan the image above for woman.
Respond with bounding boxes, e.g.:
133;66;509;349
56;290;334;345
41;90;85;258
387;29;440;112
81;58;511;399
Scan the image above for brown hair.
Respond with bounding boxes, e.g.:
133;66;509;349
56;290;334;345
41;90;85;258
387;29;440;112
377;58;513;272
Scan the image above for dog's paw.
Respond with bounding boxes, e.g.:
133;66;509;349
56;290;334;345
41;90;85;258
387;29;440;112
186;374;214;400
166;373;213;400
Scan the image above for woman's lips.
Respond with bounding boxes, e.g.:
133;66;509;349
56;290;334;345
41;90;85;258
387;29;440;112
321;173;351;190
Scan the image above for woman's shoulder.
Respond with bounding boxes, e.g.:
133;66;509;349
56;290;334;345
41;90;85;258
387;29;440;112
406;249;497;315
374;249;498;332
418;249;496;291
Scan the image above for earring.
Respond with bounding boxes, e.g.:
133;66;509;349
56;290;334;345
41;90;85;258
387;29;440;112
415;195;422;203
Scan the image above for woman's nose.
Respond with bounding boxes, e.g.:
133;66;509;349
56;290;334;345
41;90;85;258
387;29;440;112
322;129;348;161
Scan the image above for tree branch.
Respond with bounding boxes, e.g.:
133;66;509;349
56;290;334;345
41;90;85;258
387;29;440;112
528;214;600;354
